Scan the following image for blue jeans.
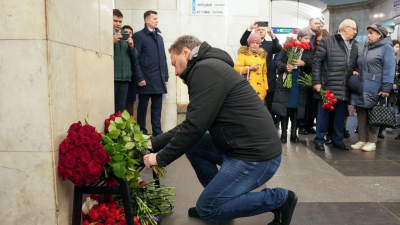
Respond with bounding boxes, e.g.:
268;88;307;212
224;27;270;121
314;99;347;145
185;134;288;222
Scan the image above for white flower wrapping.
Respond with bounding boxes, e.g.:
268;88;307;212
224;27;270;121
82;196;99;215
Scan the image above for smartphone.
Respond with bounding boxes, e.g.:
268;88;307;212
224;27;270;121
257;21;268;27
120;33;130;40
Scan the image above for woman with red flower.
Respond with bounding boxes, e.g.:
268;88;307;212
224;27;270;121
272;27;314;143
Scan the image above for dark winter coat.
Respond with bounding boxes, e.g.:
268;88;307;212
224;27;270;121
271;48;313;118
351;37;395;108
151;42;282;167
114;29;138;82
240;30;282;93
132;25;168;94
312;34;359;101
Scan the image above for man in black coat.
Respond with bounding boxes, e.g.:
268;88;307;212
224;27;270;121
312;19;358;151
133;10;168;136
240;21;282;125
143;35;298;225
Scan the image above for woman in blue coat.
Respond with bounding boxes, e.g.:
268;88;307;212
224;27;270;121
349;23;395;151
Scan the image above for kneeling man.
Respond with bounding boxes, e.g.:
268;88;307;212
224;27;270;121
144;35;297;225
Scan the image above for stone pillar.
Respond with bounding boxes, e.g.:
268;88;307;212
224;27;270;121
0;0;114;224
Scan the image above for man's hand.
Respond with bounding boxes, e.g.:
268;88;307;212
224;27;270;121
378;91;389;97
113;33;122;44
138;81;146;86
353;71;359;76
286;64;294;72
313;84;322;92
249;64;260;71
127;38;134;49
249;21;259;30
293;59;305;67
265;90;268;96
147;139;152;148
396;72;399;77
143;153;158;170
165;81;168;86
267;26;275;39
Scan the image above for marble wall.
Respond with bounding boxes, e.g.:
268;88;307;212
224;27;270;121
0;0;114;224
115;0;270;110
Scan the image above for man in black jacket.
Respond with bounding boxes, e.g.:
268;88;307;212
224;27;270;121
240;21;282;125
143;35;297;225
312;19;358;151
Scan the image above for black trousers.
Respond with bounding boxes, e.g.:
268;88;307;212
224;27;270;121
299;88;318;129
114;81;130;113
137;94;163;136
265;92;280;124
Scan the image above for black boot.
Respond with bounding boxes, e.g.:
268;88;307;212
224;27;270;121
281;116;288;143
290;110;299;143
378;127;385;139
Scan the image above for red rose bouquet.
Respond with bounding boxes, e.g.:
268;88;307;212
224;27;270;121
58;121;110;186
298;73;338;111
82;194;127;225
282;37;311;88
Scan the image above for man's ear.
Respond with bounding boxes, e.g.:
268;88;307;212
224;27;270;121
182;47;191;59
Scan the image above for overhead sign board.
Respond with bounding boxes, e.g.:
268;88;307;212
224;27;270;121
191;0;227;16
272;27;295;34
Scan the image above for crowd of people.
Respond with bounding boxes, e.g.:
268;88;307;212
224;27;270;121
112;8;400;225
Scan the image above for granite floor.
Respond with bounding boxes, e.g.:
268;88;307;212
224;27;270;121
141;116;400;225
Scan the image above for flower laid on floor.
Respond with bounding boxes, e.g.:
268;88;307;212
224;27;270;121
58;121;110;186
298;73;338;111
82;194;127;225
282;38;311;88
103;110;166;183
124;179;174;225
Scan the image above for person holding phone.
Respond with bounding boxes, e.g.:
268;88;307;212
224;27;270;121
113;9;138;113
240;21;282;125
234;33;269;101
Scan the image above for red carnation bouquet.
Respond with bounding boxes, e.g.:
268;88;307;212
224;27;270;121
58;121;110;186
298;73;338;111
282;37;311;88
82;194;127;225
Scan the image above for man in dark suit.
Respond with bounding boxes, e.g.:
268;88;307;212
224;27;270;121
133;10;168;136
240;21;282;125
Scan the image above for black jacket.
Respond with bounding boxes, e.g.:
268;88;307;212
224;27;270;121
312;34;358;101
240;30;282;93
151;42;282;167
132;25;168;94
272;49;313;118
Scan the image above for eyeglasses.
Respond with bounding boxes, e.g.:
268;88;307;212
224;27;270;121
347;26;357;31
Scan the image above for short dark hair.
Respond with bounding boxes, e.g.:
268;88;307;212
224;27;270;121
393;40;400;46
144;10;157;21
113;9;123;18
122;25;133;33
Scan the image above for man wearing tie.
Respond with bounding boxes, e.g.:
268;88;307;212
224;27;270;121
133;10;168;136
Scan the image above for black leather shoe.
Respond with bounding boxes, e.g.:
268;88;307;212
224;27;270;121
270;190;298;225
188;207;201;219
395;134;400;140
314;143;325;151
306;127;316;134
299;128;308;135
325;135;332;145
354;128;358;134
378;132;385;139
344;130;350;138
333;142;349;150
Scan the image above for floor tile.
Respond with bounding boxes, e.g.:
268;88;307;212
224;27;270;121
325;160;400;176
380;202;400;220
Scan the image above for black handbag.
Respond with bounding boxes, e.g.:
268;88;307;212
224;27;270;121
368;98;396;128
